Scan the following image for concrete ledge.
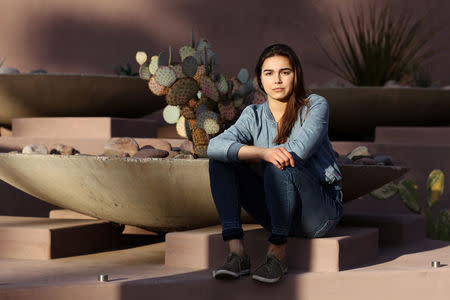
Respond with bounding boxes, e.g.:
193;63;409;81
375;127;450;145
165;225;379;272
340;213;426;247
0;216;121;259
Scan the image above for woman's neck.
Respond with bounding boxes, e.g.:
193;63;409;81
267;98;288;123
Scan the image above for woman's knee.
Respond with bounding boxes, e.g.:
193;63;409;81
300;217;340;238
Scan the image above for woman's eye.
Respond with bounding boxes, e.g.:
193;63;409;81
282;71;291;75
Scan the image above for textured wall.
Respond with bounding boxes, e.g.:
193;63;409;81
0;0;448;86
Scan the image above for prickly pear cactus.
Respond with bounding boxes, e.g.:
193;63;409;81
370;182;399;200
398;178;421;214
426;170;444;209
136;34;261;157
436;209;450;241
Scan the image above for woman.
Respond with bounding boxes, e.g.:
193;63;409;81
206;44;343;284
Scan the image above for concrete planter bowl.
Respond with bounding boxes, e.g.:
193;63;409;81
0;74;165;125
0;153;408;232
314;87;450;140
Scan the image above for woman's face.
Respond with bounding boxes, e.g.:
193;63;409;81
260;55;295;102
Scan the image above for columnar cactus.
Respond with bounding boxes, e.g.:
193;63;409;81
136;33;266;157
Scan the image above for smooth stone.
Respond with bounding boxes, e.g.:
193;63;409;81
179;140;194;154
374;155;393;166
173;153;195;159
50;144;79;155
22;144;48;154
347;146;373;160
354;157;377;165
104;137;139;157
133;148;169;158
167;151;179;158
337;156;353;164
140;140;171;152
0;67;20;74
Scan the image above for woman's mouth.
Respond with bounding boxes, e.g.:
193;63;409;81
273;88;284;92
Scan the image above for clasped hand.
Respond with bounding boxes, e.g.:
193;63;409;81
261;147;295;170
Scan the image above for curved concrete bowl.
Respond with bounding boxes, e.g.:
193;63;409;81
314;87;450;140
0;154;408;232
0;74;166;124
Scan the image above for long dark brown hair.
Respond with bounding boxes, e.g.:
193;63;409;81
255;44;310;144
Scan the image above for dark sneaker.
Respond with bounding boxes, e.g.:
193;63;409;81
252;254;288;283
212;252;251;280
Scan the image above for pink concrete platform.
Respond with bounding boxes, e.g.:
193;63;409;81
0;236;449;300
340;213;426;246
165;225;379;272
0;216;121;259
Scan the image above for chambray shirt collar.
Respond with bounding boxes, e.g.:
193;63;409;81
263;94;312;125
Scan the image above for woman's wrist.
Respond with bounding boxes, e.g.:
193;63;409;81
237;145;266;161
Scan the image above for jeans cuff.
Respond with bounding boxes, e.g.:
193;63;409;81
268;233;287;245
222;228;244;241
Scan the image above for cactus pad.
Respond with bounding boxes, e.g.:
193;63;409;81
176;116;187;138
192;127;209;145
158;52;169;66
162;105;181;124
187;119;197;131
149;56;159;74
194;144;208;158
237;68;249;84
215;74;228;95
136;51;148;65
252;91;267;104
219;102;236;121
196;38;211;51
203;118;220;135
155;66;177;87
182;56;198;77
171;64;186;79
436;209;450;241
231;77;241;95
179;46;196;61
370;182;399;200
196;110;219;130
193;65;206;82
198;75;219;102
166;77;199;106
180;105;196;119
426;169;445;209
148;77;167;96
398;178;421;214
139;62;151;80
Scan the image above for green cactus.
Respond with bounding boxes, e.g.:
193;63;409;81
138;62;151;80
180;46;196;61
370;169;447;241
182;56;198;77
436;209;450;241
237;68;249;84
149;56;159;75
426;170;444;209
398;178;421;214
158;52;169;66
369;182;398;200
162;105;181;124
155;66;177;87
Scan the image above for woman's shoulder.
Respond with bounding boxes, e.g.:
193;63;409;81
306;93;328;104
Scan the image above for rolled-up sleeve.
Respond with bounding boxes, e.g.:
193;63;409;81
279;95;329;163
207;106;255;162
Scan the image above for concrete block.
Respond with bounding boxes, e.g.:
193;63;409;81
165;225;379;272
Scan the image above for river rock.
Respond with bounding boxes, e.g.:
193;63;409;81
167;151;180;158
374;155;393;166
347;146;373;160
179;140;194;154
22;144;48;154
337;156;353;164
0;67;20;74
140;140;171;152
50;144;79;155
104;137;139;157
354;157;376;165
133;148;169;158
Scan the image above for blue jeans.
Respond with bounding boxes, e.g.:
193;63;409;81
209;159;343;245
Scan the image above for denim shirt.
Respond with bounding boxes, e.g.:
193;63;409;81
207;93;342;188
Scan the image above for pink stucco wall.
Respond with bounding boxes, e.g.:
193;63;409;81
0;0;448;86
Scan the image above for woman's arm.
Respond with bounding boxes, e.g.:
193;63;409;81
237;145;295;170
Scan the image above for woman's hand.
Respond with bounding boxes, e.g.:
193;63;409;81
260;147;295;169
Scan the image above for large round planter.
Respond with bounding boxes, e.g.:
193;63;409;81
0;154;407;232
313;87;450;141
0;74;165;124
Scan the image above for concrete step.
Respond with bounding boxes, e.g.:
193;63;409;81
165;224;379;272
0;216;121;259
375;127;450;145
340;213;426;247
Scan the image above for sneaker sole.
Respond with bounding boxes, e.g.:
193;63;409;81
212;269;250;280
251;268;288;284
